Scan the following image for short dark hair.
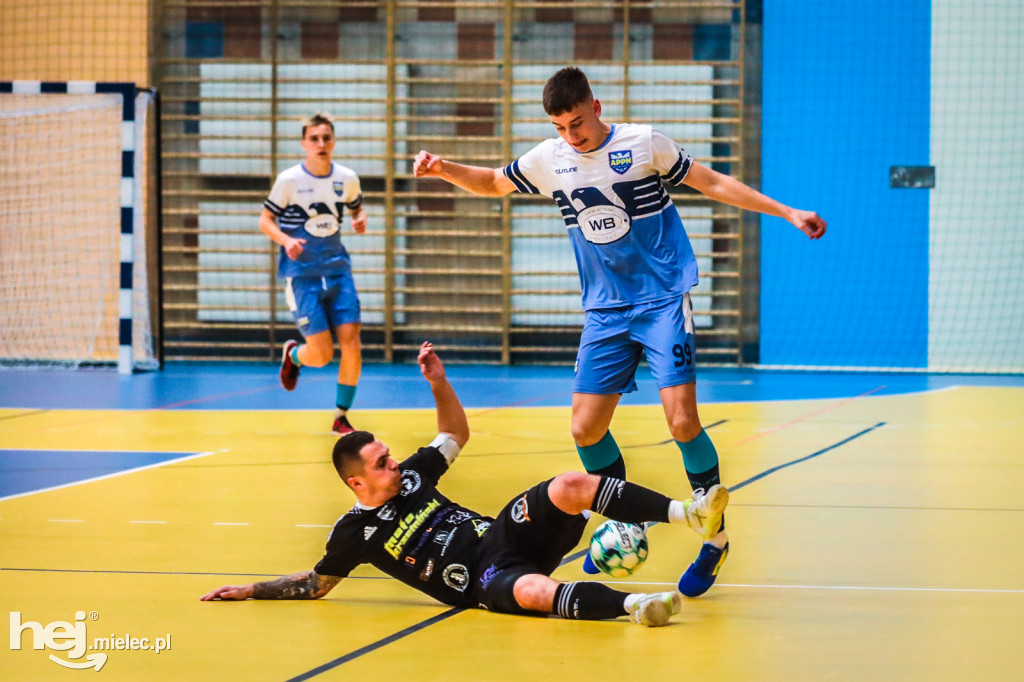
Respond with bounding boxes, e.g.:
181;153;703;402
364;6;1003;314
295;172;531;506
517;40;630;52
301;112;335;138
542;67;594;116
332;430;375;485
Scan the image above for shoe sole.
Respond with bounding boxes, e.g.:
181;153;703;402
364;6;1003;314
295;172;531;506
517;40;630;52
634;592;681;626
280;341;299;391
701;485;729;539
685;485;730;539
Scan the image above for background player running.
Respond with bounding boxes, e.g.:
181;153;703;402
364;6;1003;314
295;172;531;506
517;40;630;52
413;66;825;595
261;112;367;435
201;342;729;626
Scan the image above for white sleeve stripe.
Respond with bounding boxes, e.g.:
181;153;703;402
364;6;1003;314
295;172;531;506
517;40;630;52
429;434;461;465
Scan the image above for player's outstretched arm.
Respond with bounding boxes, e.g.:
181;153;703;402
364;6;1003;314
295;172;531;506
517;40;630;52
418;341;470;449
683;161;826;240
413;150;516;197
200;570;341;601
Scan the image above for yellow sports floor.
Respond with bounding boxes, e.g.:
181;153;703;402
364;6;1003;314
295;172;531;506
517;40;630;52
2;386;1022;680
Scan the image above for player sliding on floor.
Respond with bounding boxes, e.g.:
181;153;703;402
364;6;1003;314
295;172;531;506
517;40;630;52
201;342;729;626
414;66;826;595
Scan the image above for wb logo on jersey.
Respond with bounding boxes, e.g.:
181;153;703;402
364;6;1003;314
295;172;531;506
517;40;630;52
608;150;633;175
577;205;631;244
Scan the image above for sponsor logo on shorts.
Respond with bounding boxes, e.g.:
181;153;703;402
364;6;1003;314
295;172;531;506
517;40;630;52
471;519;491;537
400;470;422;496
446;510;473;524
511;496;530;523
479;563;499;589
419;559;435;581
442;564;469;592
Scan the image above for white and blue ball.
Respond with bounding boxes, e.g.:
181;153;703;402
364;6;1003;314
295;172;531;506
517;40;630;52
589;520;649;578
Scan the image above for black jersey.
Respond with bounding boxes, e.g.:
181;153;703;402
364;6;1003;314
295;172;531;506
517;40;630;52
314;446;493;607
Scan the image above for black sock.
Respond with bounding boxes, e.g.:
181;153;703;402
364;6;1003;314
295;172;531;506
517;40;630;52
686;464;726;532
553;581;629;620
590;476;671;525
686;462;721;492
587;455;626;479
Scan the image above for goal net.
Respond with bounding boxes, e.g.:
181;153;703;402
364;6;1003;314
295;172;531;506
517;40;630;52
0;83;157;372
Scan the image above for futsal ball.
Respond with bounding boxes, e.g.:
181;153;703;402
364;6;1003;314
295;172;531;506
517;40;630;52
589;520;649;578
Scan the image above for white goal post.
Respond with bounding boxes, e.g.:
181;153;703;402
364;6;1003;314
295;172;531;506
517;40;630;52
0;81;158;373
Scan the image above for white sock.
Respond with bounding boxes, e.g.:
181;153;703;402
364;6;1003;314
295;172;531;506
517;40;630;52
667;500;687;524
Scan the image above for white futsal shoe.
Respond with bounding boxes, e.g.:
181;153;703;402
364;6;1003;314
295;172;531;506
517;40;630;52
681;485;729;541
630;591;683;627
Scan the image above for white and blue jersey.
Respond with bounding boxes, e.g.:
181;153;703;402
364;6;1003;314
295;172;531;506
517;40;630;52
503;123;697;311
263;162;363;279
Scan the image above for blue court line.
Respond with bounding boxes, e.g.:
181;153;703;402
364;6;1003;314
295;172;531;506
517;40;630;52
0;449;212;500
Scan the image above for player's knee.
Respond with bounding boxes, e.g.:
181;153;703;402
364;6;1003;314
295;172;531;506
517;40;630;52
339;337;361;355
549;471;597;513
666;411;701;442
304;346;333;367
570;420;601;446
512;575;555;612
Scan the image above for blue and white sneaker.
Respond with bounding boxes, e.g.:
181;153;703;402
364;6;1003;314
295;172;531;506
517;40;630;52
678;535;729;598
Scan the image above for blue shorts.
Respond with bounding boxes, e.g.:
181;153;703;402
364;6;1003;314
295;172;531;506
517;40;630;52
285;273;361;337
573;294;696;394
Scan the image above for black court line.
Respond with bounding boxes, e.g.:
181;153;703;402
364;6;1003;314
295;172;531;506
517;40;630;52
285;608;466;682
728;422;886;493
561;421;887;564
288;420;884;680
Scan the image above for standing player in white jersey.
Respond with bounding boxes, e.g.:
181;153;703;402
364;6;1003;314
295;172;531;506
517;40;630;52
261;113;367;435
413;67;826;597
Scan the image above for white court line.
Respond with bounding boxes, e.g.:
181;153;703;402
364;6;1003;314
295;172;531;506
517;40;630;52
600;580;1024;594
0;450;219;502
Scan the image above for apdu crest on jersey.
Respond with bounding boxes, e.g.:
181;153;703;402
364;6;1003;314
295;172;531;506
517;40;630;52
608;150;633;175
332;181;345;196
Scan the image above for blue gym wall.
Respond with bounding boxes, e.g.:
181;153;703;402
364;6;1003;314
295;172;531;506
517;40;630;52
760;1;931;367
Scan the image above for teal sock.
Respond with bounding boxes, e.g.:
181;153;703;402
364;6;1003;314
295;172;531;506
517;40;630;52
676;429;721;491
336;383;357;411
290;346;302;366
576;431;626;478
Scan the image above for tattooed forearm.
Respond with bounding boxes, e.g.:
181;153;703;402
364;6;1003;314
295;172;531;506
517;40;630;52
251;571;341;600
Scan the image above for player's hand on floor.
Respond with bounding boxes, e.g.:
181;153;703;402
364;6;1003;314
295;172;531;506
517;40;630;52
200;584;254;601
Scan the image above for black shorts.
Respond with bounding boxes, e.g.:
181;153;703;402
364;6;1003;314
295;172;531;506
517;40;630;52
473;478;588;615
